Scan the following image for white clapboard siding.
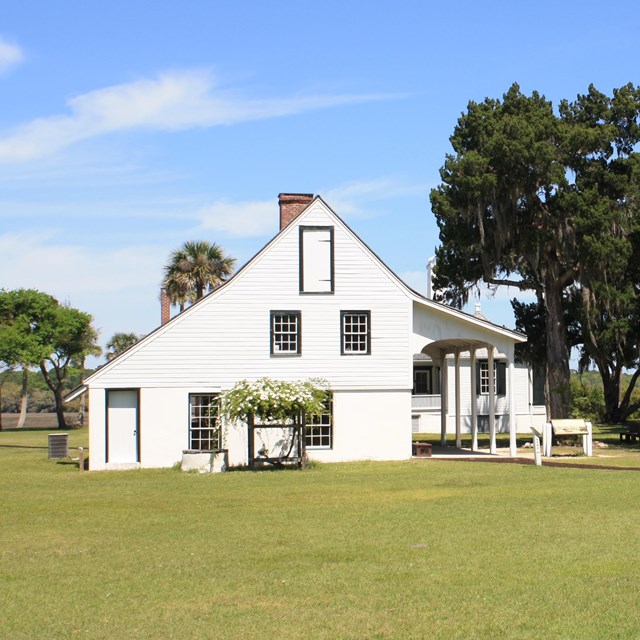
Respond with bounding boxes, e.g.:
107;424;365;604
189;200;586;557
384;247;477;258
90;199;412;391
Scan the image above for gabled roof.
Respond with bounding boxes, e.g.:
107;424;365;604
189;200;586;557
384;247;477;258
311;197;525;343
77;194;524;391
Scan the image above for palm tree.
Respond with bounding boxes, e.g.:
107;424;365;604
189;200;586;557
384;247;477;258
106;332;140;361
162;241;235;310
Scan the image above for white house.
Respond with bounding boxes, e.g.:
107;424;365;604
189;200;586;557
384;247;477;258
72;193;546;471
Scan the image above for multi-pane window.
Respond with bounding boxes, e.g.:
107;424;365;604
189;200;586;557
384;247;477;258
189;394;220;451
341;311;371;355
479;362;491;394
413;368;432;395
477;361;506;395
306;394;333;448
271;311;301;355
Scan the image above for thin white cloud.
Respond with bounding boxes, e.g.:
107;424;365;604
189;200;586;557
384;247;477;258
195;199;276;237
323;178;426;217
0;231;164;296
190;178;428;239
0;37;23;75
0;69;396;162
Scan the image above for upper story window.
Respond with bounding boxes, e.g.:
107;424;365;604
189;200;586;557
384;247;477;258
477;361;506;395
341;311;371;355
271;311;301;356
299;226;334;294
189;394;220;451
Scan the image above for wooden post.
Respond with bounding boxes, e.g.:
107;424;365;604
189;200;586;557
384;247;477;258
488;347;496;454
247;414;255;470
454;350;461;449
300;411;307;469
508;359;517;457
470;348;477;451
78;447;84;472
440;352;448;446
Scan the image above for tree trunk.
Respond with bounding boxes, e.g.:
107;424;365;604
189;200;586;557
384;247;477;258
54;387;67;429
16;367;29;429
544;274;571;419
40;360;68;429
601;364;622;424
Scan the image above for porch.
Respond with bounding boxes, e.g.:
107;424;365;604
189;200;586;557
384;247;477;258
412;338;518;457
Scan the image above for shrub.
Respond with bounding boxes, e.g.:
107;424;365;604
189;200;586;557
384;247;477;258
570;376;605;423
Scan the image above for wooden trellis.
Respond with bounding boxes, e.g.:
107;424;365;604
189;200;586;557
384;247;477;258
247;412;307;469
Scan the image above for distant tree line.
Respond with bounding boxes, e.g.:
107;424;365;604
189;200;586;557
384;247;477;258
0;368;92;413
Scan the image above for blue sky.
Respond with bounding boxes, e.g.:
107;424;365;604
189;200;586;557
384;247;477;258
2;0;639;365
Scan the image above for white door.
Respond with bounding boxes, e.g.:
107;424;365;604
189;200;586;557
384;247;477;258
107;390;139;463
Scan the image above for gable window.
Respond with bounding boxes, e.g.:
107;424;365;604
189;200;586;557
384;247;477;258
306;393;333;449
271;311;301;355
476;361;507;395
341;311;371;355
189;394;220;451
299;226;334;293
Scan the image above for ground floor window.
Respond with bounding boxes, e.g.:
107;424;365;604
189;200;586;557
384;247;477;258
189;394;220;450
477;361;506;395
306;394;333;449
413;367;433;394
532;364;545;405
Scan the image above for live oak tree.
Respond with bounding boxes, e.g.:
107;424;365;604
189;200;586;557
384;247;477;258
162;240;235;311
0;289;100;428
0;289;56;428
430;83;640;420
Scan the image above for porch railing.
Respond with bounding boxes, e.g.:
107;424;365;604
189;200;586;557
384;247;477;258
411;394;441;410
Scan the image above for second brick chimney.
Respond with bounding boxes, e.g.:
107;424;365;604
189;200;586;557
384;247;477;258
278;193;314;230
160;288;171;326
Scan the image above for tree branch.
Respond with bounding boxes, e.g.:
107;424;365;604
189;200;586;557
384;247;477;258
484;277;539;292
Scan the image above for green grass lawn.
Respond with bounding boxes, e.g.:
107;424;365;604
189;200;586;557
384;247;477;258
3;428;640;639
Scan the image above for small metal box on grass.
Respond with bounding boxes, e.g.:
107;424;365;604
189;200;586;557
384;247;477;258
48;433;68;459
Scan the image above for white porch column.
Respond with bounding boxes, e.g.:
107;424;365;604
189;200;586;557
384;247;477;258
440;352;448;446
488;346;496;454
508;358;517;457
455;349;461;449
470;347;478;451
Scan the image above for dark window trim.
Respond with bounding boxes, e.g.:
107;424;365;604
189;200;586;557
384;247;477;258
270;310;302;357
340;310;371;355
306;392;333;449
299;225;335;295
188;393;221;451
105;388;140;464
413;366;433;395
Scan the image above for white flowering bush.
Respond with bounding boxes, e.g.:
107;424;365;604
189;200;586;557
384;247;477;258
220;378;329;424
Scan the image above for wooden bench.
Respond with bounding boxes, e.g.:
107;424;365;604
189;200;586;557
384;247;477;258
412;442;433;457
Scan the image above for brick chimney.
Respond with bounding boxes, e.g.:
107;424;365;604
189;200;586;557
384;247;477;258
278;193;314;230
160;288;171;325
